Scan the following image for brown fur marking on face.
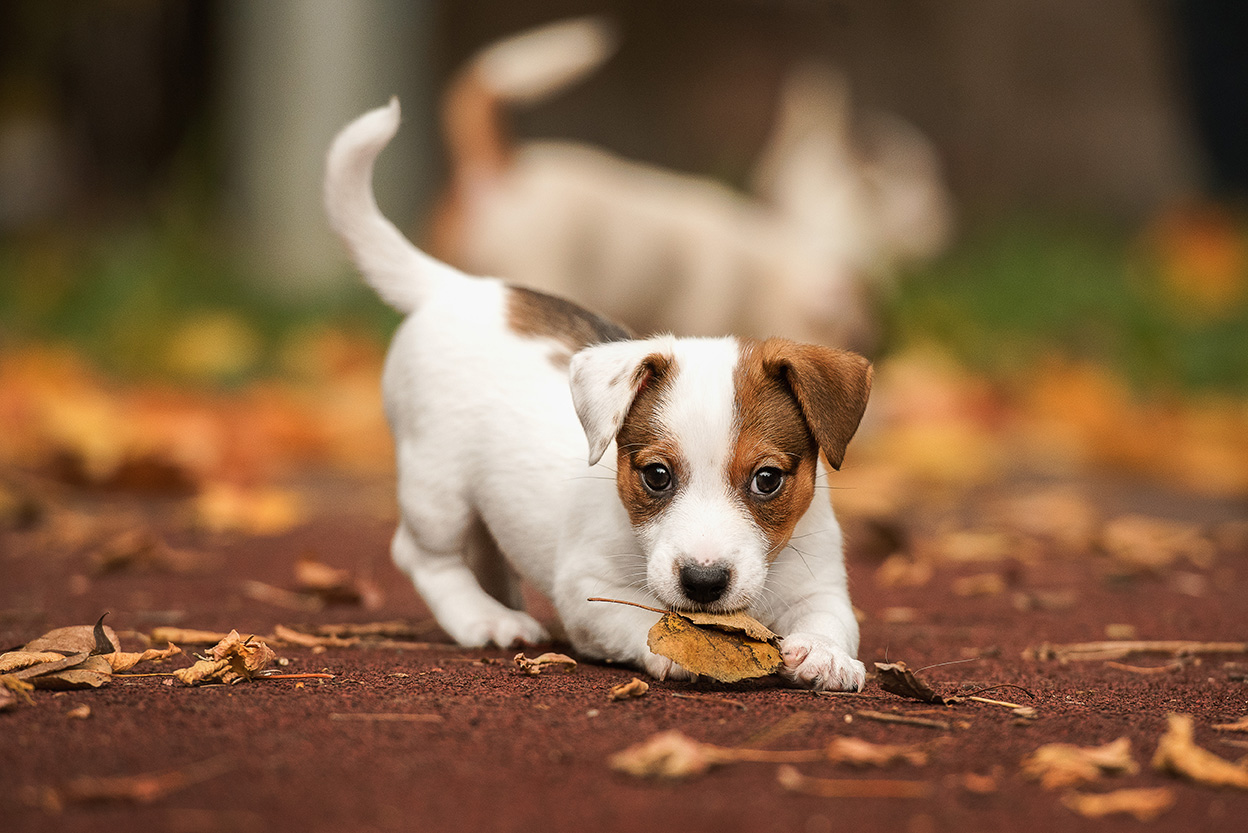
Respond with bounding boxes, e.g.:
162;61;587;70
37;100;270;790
614;355;681;528
732;340;821;558
757;338;872;470
506;286;632;368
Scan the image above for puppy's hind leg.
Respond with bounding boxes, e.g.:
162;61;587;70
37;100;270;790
392;519;548;648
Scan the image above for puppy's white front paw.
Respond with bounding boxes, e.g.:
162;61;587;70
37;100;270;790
642;651;698;683
779;633;866;691
445;609;549;649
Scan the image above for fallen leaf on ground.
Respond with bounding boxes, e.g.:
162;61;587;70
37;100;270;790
514;652;577;675
32;655;114;690
610;731;726;778
271;624;359;648
149;627;233;645
826;736;928;767
56;755;234;805
776;765;932;798
874;555;933;588
1;675;34;709
608;677;649;701
23;616;119;656
1152;713;1248;789
294;554;383;608
1212;716;1248;733
1101;515;1216;573
0;651;69;674
874;661;959;705
88;527;213;575
951;572;1007;597
1061;787;1175;821
1021;737;1138;789
989;488;1100;552
173;631;276;686
104;643;182;672
67;704;91;719
647;610;782;683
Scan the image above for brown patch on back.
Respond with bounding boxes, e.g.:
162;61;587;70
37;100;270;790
614;355;681;528
506;286;632;368
732;341;822;557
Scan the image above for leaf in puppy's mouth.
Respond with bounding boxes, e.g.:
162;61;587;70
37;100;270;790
586;598;782;683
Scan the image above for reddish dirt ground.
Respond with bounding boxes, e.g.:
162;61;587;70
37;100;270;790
2;472;1247;833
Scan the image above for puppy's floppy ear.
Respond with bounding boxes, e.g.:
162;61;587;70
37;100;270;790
569;339;673;466
761;339;872;470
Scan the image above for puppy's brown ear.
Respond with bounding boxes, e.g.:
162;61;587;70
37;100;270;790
569;339;674;466
761;339;872;470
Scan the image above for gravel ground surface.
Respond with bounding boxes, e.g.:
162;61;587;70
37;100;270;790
2;472;1247;833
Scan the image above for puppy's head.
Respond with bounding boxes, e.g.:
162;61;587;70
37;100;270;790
570;336;871;612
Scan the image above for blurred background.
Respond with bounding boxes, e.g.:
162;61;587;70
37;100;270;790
2;0;1247;509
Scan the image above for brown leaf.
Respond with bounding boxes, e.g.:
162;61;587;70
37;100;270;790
776;765;932;798
874;661;958;705
0;651;69;674
1213;716;1248;733
173;631;275;686
58;755;234;805
271;623;359;648
294;553;382;608
105;643;183;672
1101;515;1216;574
1061;787;1176;822
67;704;91;720
1152;713;1248;789
88;527;213;575
1;674;35;709
513;652;577;675
8;652;91;681
825;736;928;768
609;730;727;778
951;572;1006;597
32;655;114;690
874;555;933;589
149;627;233;645
647;611;782;683
608;677;649;701
23;617;119;656
1021;737;1138;790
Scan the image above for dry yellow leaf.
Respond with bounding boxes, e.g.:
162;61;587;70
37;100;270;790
195;483;303;535
173;631;275;686
609;731;727;778
105;643;183;672
951;572;1006;597
0;651;69;674
32;655;113;690
1021;737;1138;790
1152;713;1248;789
67;704;91;719
1061;787;1176;821
608;677;649;701
776;765;932;798
874;555;933;589
150;627;232;645
513;652;577;675
1101;515;1216;573
826;736;928;767
647;611;782;683
23;620;119;655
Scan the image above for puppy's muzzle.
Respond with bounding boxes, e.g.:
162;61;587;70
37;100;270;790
678;562;732;605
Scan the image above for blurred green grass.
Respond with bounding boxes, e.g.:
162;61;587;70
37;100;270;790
2;213;1246;393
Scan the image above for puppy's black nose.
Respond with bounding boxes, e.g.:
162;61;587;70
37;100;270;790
679;563;731;604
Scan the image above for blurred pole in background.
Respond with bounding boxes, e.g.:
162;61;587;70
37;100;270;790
220;0;438;296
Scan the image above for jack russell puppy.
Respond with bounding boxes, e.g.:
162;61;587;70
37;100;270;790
325;99;873;690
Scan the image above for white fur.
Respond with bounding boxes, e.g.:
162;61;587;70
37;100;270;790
326;100;865;690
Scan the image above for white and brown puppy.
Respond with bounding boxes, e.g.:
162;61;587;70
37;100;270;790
326;99;873;690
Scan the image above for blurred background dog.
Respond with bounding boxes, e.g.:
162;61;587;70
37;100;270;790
428;17;954;354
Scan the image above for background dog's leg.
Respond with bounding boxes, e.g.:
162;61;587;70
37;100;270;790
391;519;549;648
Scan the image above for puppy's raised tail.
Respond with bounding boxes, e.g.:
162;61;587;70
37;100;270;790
325;98;460;314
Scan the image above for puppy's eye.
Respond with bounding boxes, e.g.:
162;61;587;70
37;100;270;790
640;463;673;494
750;467;784;497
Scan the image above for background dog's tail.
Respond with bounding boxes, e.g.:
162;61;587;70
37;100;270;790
325;98;461;314
442;16;616;185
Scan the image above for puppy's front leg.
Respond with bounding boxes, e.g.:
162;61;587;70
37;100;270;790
553;573;697;682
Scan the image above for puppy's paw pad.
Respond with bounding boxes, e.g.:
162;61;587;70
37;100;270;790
779;633;865;692
642;651;697;683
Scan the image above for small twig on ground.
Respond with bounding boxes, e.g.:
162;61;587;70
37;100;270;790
854;710;952;730
961;683;1036;700
777;765;932;799
1104;661;1184;675
256;672;335;680
669;692;748;710
1027;640;1248;662
328;713;442;722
